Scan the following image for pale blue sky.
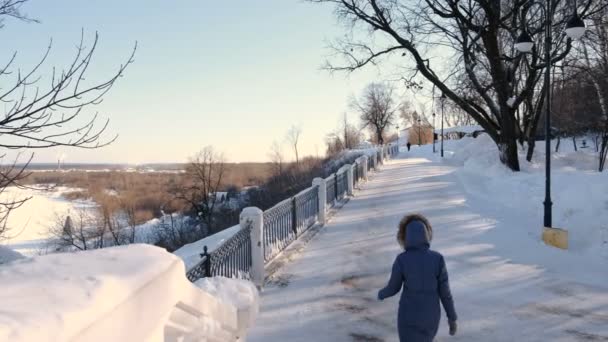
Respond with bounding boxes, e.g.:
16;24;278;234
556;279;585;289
0;0;395;164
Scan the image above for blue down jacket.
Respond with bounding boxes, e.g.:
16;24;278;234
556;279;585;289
378;220;457;342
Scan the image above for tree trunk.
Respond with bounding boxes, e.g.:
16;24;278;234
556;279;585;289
498;131;520;171
526;138;536;162
600;133;608;172
499;109;521;171
572;137;577;151
555;136;561;153
595;135;599;152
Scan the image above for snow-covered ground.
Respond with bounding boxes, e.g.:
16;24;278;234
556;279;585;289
422;135;608;258
248;137;608;341
0;244;259;341
0;186;94;256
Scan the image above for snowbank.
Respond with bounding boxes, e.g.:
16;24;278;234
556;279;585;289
0;244;258;341
446;134;608;256
0;244;184;341
0;245;25;265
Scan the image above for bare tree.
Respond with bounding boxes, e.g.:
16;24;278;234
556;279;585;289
398;100;416;127
0;0;135;240
47;209;99;252
310;0;603;171
571;8;608;170
173;146;226;235
353;82;398;145
268;140;285;176
46;196;142;253
286;125;302;165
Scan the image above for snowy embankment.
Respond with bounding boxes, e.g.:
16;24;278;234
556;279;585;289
404;135;608;285
0;244;258;341
443;134;608;257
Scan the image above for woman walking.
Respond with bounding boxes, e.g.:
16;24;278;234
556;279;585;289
377;214;458;341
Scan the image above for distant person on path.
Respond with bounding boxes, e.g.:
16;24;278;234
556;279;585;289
377;214;458;342
406;142;411;151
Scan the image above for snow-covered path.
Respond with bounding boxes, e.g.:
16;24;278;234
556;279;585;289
248;154;608;342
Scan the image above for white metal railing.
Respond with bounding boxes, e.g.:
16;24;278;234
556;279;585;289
187;143;400;288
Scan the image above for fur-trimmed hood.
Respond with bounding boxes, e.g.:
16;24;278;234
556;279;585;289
397;213;433;249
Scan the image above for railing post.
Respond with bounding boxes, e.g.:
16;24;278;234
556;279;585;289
291;197;298;237
313;178;326;224
362;156;369;181
334;173;338;201
200;245;211;276
373;151;379;170
241;207;264;289
346;164;354;196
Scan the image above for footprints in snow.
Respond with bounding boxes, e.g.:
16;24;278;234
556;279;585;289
338;274;387;342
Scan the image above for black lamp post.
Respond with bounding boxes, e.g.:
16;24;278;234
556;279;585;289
515;3;586;229
440;93;446;157
432;112;436;153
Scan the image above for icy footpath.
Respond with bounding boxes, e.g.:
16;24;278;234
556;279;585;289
248;152;608;341
0;244;258;341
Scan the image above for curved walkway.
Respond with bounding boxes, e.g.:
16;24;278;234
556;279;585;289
248;154;608;342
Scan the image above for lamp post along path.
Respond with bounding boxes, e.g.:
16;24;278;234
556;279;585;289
440;93;445;158
514;2;586;249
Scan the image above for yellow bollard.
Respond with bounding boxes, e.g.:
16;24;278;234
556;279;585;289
542;227;568;250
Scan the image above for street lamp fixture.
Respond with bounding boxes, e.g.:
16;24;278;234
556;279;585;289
440;93;446;157
514;3;586;249
565;13;586;40
514;31;534;53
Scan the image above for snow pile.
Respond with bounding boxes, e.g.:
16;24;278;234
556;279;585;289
0;244;183;341
0;245;25;265
448;135;608;255
0;244;258;341
195;276;259;336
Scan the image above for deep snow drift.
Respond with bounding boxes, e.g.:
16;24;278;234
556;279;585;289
419;134;608;258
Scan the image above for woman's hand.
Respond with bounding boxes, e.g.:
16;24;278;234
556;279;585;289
448;320;457;336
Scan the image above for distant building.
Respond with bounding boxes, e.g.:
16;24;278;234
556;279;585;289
401;124;434;145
